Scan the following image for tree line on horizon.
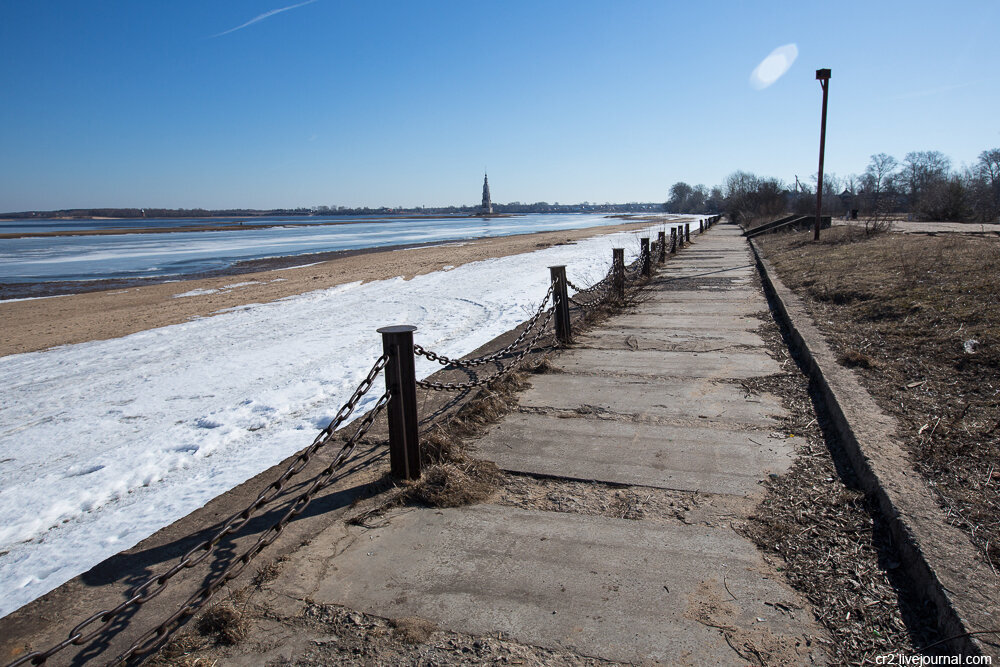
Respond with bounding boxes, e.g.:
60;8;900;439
2;201;669;220
665;148;1000;226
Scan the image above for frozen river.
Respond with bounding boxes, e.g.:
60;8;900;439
0;213;666;284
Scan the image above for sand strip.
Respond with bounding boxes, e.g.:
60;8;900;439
0;220;665;357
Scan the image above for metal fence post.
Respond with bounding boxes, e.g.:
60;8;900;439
377;325;421;480
549;265;572;344
671;228;678;253
699;220;704;233
685;223;691;243
640;237;652;277
657;231;666;263
612;248;625;302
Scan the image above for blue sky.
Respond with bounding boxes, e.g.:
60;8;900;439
1;1;997;211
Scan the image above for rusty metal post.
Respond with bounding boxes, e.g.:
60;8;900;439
815;68;831;242
612;248;625;302
671;227;678;253
640;238;651;277
549;265;572;345
657;231;666;263
378;325;421;480
685;223;691;243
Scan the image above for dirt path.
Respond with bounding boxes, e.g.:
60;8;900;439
0;221;658;357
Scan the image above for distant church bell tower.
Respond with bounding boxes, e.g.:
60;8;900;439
481;173;492;214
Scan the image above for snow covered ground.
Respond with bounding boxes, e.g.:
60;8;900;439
0;220;691;618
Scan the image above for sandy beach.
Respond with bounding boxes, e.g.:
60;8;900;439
0;219;662;356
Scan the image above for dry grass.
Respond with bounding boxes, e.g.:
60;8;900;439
740;311;940;661
758;227;1000;577
389;616;438;644
747;442;938;662
195;602;249;646
408;461;501;507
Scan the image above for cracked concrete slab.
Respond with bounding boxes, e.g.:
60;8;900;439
519;374;787;426
279;505;822;666
552;348;781;379
575;327;765;351
631;300;768;317
633;289;759;303
606;313;765;331
475;412;799;494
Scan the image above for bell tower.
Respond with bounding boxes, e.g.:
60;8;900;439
481;173;492;214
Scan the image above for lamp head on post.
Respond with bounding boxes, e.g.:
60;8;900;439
816;68;831;81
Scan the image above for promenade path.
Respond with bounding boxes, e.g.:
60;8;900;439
249;224;827;664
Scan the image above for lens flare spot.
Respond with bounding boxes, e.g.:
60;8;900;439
750;44;798;90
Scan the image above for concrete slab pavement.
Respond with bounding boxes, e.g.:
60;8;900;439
473;413;799;494
516;372;788;425
264;222;826;664
281;505;822;666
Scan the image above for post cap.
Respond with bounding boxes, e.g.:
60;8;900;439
377;325;418;334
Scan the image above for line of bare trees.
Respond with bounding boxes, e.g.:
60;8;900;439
665;148;1000;225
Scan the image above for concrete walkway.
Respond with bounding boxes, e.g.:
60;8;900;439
267;224;825;665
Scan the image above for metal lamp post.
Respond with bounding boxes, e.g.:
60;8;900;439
814;68;831;241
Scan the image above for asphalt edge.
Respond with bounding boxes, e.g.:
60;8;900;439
748;233;998;657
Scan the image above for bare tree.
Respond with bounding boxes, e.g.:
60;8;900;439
665;182;694;213
723;171;786;227
858;153;900;231
970;149;1000;221
903;151;951;217
978;148;1000;186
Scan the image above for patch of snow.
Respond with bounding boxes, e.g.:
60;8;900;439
172;288;219;298
0;294;72;304
270;262;323;271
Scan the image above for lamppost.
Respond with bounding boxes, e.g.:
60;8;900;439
814;68;831;241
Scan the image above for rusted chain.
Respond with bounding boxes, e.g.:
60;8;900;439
416;307;556;392
112;391;390;665
6;357;390;667
413;285;553;369
565;273;610;295
565;261;616;305
567;275;614;310
569;292;609;310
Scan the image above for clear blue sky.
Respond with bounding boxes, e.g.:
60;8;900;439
1;0;997;211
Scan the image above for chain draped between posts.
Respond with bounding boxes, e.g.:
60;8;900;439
7;357;391;667
414;306;556;391
567;271;614;310
412;284;554;369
